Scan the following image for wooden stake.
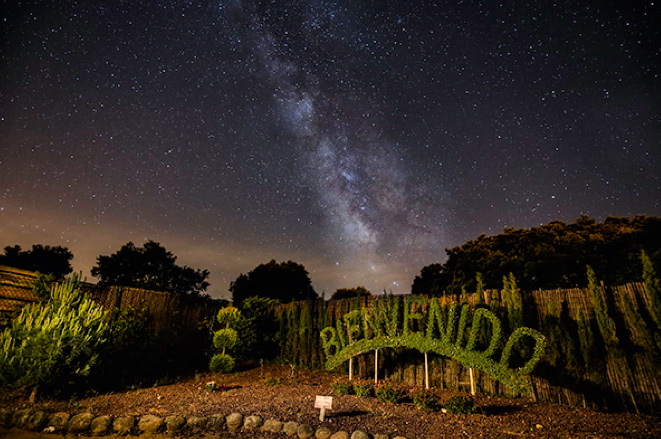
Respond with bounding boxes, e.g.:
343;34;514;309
374;349;379;384
424;352;429;389
349;358;353;381
469;367;476;396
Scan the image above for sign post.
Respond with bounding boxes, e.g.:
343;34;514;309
314;395;333;421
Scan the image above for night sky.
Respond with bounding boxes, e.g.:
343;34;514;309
1;1;659;299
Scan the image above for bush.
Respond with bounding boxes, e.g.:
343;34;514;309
331;379;353;395
410;387;439;411
213;328;238;351
375;383;406;403
92;306;152;389
209;353;235;373
444;393;476;414
0;275;109;396
262;375;282;386
209;307;241;373
353;381;375;397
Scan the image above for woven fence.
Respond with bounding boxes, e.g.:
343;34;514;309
276;283;661;415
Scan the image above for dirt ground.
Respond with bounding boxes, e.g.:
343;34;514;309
2;365;659;439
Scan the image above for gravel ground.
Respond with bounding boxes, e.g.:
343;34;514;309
2;365;659;439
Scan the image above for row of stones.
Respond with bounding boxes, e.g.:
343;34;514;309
0;408;408;439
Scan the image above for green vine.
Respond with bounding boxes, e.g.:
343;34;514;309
321;296;546;392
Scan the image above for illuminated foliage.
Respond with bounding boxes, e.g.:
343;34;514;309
321;296;546;392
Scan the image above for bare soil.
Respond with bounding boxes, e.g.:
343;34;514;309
2;365;659;438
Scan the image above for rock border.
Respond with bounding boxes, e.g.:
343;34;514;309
0;407;408;439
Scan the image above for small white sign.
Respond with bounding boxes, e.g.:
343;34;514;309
314;395;333;410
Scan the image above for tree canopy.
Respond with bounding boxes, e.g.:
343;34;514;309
413;215;661;296
0;244;73;278
91;241;209;295
329;286;372;301
230;259;317;307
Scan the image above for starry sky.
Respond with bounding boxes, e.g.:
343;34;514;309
1;1;659;299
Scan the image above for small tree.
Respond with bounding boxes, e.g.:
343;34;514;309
210;307;241;373
641;250;661;328
587;266;619;347
503;273;523;331
0;275;109;400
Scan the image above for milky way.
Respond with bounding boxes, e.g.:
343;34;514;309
0;1;658;298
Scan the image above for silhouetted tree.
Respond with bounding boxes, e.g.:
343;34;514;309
329;286;372;301
230;259;317;307
91;241;209;295
411;263;445;296
0;244;73;278
413;215;661;295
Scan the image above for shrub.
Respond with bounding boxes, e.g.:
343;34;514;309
209;307;241;373
375;383;406;403
444;393;476;414
209;353;235;373
213;328;238;351
93;306;152;389
331;379;353;395
410;387;439;411
0;275;109;397
353;380;375;397
262;375;282;386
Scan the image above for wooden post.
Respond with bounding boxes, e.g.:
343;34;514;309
469;367;476;396
374;349;379;384
349;358;353;381
424;352;429;389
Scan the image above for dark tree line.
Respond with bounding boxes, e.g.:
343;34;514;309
0;244;73;278
92;241;210;296
329;286;372;301
413;215;661;296
230;259;317;307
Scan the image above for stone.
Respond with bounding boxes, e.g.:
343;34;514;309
225;412;243;431
262;418;283;433
316;426;332;439
113;416;135;435
26;411;49;431
165;415;186;432
374;435;389;439
47;412;70;432
244;414;263;430
68;413;94;432
12;409;32;427
298;423;315;439
138;415;164;433
351;430;370;439
90;415;112;435
283;421;300;436
186;415;207;431
330;432;350;439
207;414;225;430
0;408;13;427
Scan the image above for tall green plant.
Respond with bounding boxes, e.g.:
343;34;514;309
587;266;619;347
503;273;523;331
641;250;661;329
0;275;109;398
209;306;240;373
475;272;485;305
620;293;657;351
576;307;598;372
544;300;578;373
